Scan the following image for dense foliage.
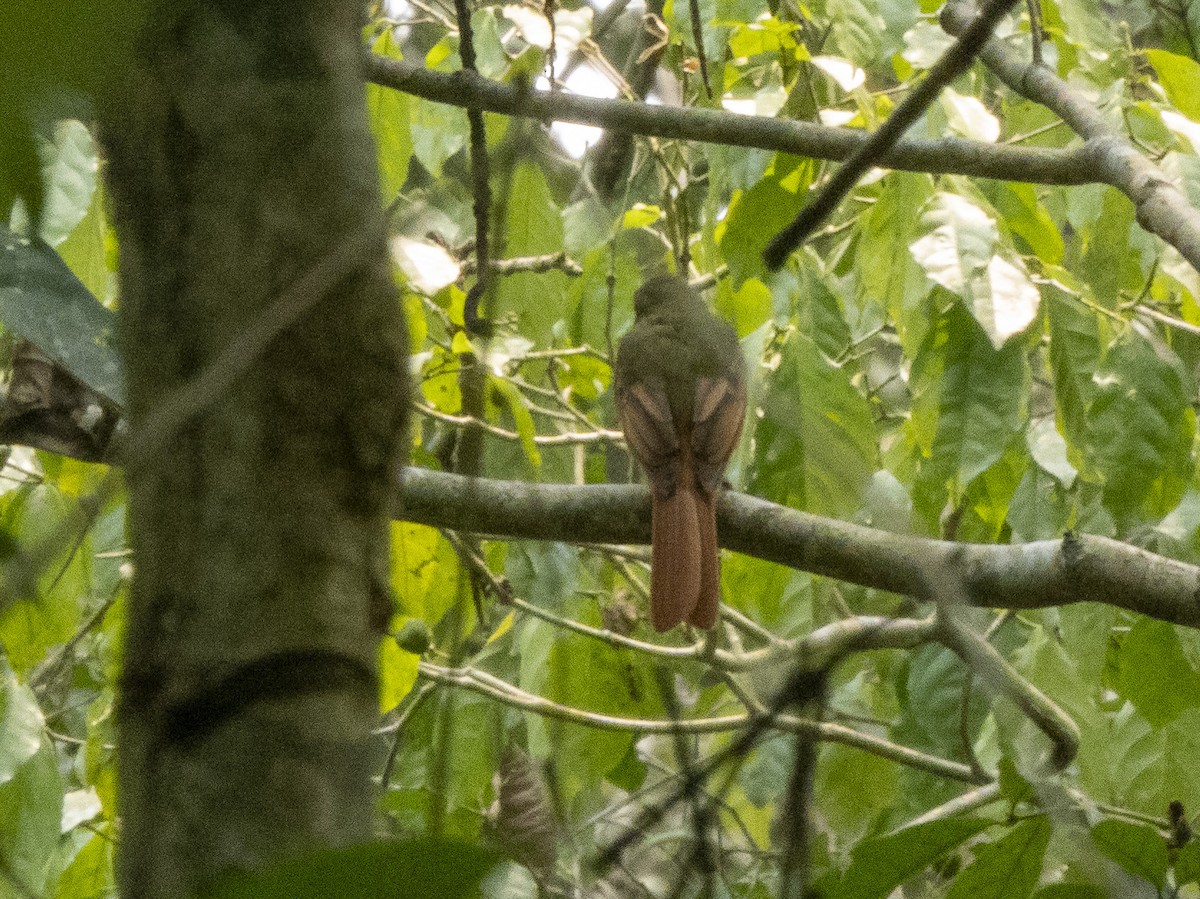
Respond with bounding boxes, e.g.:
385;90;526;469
7;0;1200;895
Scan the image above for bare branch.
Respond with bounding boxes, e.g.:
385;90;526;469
395;468;1200;630
419;660;984;782
364;54;1093;185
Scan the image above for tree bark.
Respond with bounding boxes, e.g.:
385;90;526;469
96;2;408;896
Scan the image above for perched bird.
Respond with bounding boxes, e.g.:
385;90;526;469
614;275;746;631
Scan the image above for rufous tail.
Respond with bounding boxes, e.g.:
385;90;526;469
689;491;720;629
650;486;702;632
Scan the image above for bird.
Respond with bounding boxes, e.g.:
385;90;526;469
613;275;746;631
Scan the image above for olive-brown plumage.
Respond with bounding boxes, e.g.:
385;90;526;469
614;276;746;631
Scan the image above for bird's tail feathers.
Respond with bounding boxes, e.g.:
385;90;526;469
651;486;702;632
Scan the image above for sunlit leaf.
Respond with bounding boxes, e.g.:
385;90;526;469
1146;49;1200;121
367;32;413;201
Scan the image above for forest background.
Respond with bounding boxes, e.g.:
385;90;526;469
6;0;1200;896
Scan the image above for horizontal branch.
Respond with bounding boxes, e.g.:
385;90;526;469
395;468;1200;629
365;54;1093;185
419;660;983;782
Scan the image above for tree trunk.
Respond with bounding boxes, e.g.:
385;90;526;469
96;2;408;896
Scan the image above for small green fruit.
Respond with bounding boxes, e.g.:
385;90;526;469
394;620;432;655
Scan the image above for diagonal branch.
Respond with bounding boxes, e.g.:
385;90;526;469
941;0;1200;274
395;467;1200;629
763;0;1024;269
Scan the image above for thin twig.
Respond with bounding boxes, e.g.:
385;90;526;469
762;0;1024;269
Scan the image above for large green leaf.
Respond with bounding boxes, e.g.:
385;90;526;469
367;32;412;201
1091;820;1169;890
0;660;43;786
909;193;1039;347
1146;49;1200;121
1112;618;1200;727
833;818;993;899
1086;332;1194;527
1046;282;1103;460
1079;188;1134;310
0;743;62;898
857;172;933;352
0;229;123;405
748;330;877;517
989;182;1064;264
1121;708;1200;821
719;154;813;286
27;120;98;248
893;644;983;758
909;302;1028;527
946;817;1051;899
493;163;567;346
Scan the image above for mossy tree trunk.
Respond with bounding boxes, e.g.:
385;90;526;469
97;2;408;897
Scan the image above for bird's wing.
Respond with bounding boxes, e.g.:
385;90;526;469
691;375;746;494
616;379;680;494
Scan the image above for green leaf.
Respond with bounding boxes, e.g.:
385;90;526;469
490;377;542;469
833;818;993;899
204;840;500;899
53;829;115;899
946;817;1050;899
715;276;772;337
493;163;567;346
411;95;467;178
534;634;662;797
1046;283;1103;458
1030;885;1106;899
740;736;793;808
0;229;124;406
1175;838;1200;886
1122;709;1200;819
989;182;1064;264
0;743;62;898
910;303;1028;525
997;757;1034;805
1027;419;1077;487
1091;819;1169;890
817;740;900;841
622;204;661;229
858;172;934;352
31;120;98;248
1146;49;1200;121
748;331;877;517
1113;618;1200;727
893;644;983;758
1079;188;1134;309
0;659;43;785
367;32;412;201
378;638;419;712
1086;332;1194;527
56;172;110;302
909;193;1038;347
719;154;813;286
